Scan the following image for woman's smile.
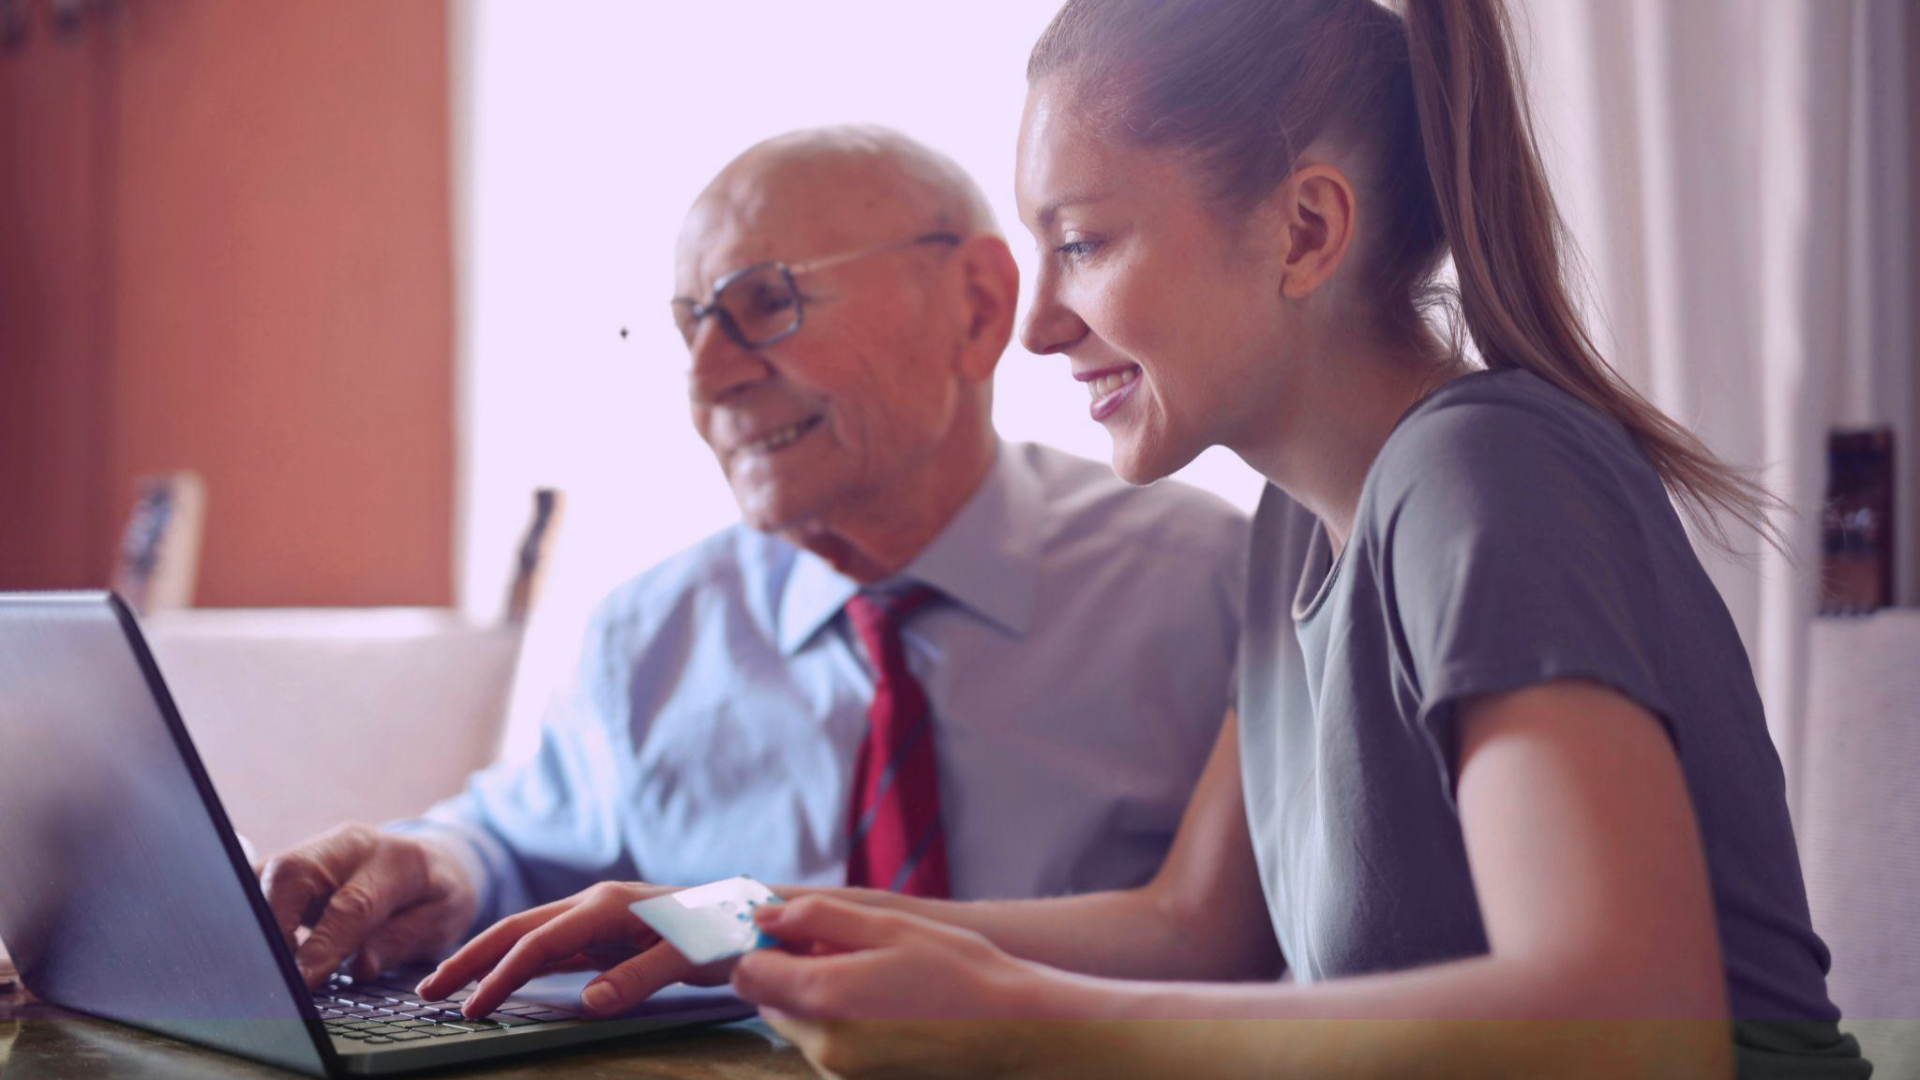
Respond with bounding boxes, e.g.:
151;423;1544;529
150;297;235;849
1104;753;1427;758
1075;363;1142;422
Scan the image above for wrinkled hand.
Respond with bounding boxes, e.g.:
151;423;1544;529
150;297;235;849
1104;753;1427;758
731;896;1050;1079
416;881;731;1018
258;824;478;989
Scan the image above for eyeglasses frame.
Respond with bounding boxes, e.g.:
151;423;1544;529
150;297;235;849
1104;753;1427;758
671;231;964;350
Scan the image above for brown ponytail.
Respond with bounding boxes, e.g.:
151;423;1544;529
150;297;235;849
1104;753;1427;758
1031;0;1783;553
1398;0;1781;551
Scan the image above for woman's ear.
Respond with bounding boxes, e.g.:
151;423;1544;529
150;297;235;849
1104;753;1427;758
955;235;1020;384
1273;163;1357;301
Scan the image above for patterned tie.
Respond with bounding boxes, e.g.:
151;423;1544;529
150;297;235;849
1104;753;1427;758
842;584;950;898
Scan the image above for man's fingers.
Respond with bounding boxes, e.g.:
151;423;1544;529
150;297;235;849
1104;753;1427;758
578;942;699;1016
258;825;386;953
259;857;330;948
753;895;903;955
352;900;454;982
292;868;398;988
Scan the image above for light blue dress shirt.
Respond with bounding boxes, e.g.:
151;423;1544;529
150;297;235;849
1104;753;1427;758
395;442;1247;927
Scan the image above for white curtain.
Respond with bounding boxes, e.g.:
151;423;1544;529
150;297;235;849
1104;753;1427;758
1513;0;1914;807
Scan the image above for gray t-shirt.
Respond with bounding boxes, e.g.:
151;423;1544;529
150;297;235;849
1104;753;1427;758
1237;370;1866;1075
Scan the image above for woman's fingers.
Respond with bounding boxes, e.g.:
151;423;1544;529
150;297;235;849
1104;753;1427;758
416;894;577;999
578;941;702;1015
763;1016;847;1078
732;947;882;1018
463;893;652;1017
729;897;925;1018
753;895;904;955
731;947;824;1016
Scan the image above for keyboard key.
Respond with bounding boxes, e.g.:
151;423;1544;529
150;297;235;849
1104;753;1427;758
360;1037;395;1045
386;1031;432;1042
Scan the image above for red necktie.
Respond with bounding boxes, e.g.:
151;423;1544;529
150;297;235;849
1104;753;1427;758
843;585;950;898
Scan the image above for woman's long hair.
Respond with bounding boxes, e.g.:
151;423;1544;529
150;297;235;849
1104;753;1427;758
1030;0;1781;553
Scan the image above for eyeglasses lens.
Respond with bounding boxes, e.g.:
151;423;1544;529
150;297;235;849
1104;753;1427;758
720;265;800;346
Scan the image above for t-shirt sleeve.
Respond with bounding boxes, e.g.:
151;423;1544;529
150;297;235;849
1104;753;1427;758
1374;400;1675;792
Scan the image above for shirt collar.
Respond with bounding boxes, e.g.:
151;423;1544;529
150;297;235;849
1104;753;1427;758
775;441;1042;656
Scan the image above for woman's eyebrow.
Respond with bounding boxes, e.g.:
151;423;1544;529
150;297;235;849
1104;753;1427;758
1033;191;1112;229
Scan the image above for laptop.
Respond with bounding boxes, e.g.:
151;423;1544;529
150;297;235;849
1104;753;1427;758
0;591;754;1076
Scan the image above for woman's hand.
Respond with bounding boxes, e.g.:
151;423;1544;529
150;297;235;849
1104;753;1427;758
732;895;1064;1078
414;881;728;1018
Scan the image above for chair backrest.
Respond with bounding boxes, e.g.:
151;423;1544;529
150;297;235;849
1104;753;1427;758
1799;610;1920;1073
142;608;522;856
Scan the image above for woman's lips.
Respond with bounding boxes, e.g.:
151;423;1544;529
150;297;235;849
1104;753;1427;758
1078;365;1141;423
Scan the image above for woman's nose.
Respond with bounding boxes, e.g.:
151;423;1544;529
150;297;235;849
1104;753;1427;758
1020;279;1086;357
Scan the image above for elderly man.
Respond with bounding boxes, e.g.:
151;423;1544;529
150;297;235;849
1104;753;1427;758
260;126;1245;997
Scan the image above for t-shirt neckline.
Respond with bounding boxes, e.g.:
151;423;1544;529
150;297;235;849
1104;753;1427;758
1288;367;1517;626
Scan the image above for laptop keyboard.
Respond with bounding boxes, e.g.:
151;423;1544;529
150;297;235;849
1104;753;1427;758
316;975;579;1045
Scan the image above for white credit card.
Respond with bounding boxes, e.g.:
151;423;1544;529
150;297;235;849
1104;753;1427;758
629;876;783;966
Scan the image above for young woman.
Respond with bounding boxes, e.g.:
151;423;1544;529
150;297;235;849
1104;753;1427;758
422;1;1867;1076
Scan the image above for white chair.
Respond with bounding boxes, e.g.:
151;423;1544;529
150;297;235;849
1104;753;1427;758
141;608;523;857
1800;609;1920;1073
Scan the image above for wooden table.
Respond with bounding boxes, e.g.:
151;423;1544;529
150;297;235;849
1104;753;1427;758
0;986;818;1079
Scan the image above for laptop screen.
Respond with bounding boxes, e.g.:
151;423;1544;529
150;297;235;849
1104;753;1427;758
0;593;329;1076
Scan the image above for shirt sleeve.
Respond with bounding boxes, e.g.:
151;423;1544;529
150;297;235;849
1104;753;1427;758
1376;400;1675;794
385;602;641;936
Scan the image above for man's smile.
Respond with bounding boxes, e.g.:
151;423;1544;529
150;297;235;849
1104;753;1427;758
731;414;825;457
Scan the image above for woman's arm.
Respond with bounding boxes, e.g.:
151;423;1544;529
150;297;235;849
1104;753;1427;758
426;710;1278;1015
736;680;1733;1079
831;709;1280;981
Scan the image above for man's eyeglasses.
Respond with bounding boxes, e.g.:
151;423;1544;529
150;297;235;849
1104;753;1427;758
671;232;962;350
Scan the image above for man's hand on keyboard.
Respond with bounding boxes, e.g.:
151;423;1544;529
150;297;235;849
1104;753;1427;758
259;823;479;990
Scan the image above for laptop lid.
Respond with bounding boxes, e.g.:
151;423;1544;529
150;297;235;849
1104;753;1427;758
0;592;336;1077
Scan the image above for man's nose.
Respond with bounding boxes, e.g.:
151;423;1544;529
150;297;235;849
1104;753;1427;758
687;319;772;404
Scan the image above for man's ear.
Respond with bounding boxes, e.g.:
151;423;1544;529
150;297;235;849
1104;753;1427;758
954;235;1019;384
1273;163;1357;301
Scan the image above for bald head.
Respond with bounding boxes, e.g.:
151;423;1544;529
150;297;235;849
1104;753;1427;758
678;125;998;281
671;126;1021;581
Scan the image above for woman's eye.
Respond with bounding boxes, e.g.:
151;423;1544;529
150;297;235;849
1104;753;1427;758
1054;239;1100;262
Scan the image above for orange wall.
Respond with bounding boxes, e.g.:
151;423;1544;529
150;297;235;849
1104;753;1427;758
0;10;105;589
0;0;453;607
